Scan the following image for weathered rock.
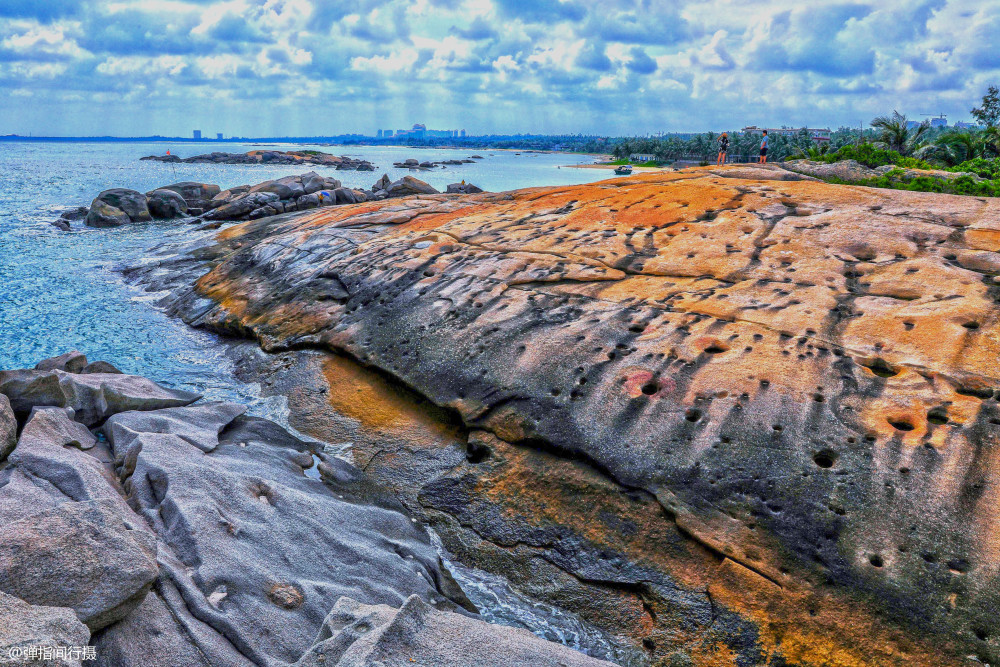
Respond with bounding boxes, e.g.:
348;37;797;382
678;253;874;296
0;499;158;630
50;219;72;231
53;206;89;230
203;191;280;221
372;173;391;192
385;175;439;197
90;188;151;223
296;193;320;210
80;360;122;374
446;182;485;194
250;175;307;200
295;595;615;667
128;167;1000;665
96;403;472;664
0;394;14;462
155;182;222;210
333;187;356;205
35;351;88;374
782;158;881;181
0;367;200;426
0;591;90;667
84;201;130;228
146;189;188;219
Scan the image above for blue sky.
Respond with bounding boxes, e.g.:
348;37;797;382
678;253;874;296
0;0;997;136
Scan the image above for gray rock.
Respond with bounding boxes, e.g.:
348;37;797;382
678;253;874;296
0;591;90;667
781;159;880;181
59;206;89;222
156;182;222;211
205;191;280;221
385;176;439;197
35;351;88;374
333;187;356;205
80;361;122;375
99;403;471;664
146;189;188;219
250;175;306;200
351;189;368;203
294;595;616;667
210;185;251;208
91;189;151;223
84;201;130;228
301;172;340;195
0;368;200;426
297;193;321;210
710;165;818;181
0;499;158;630
446;182;485;194
372;174;391;192
0;394;14;463
50;219;72;231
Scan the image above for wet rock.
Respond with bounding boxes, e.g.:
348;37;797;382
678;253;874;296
0;394;14;462
80;360;122;374
203;191;279;221
0;367;200;426
0;591;90;667
84;201;130;228
52;206;89;231
90;189;151;223
146;189;188;219
154;182;222;211
333;187;356;205
0;499;158;630
294;595;615;667
51;219;72;231
385;176;439;197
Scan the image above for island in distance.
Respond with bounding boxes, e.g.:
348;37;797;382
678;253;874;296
141;149;376;170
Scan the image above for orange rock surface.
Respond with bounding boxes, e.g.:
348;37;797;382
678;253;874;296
146;167;1000;665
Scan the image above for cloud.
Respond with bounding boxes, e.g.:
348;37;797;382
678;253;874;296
0;0;998;136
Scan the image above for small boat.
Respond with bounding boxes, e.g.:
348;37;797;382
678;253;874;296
614;165;633;175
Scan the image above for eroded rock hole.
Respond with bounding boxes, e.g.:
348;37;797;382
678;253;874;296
869;554;884;568
466;442;492;464
641;382;658;396
889;419;915;432
864;359;899;378
813;450;837;468
684;408;702;423
927;408;949;425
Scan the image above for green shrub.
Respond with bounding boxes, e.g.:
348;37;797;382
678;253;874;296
819;144;933;170
948;157;1000;178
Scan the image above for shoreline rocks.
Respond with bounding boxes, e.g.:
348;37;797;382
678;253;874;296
0;352;607;666
141;150;375;171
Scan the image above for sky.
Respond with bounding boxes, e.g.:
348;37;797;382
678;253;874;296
0;0;997;137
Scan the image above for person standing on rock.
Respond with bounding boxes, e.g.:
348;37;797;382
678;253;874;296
759;130;769;164
717;132;729;166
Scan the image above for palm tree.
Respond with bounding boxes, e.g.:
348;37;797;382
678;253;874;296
870;111;930;156
919;131;982;166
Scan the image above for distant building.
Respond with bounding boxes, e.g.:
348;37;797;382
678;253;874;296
630;154;656;162
954;121;978;130
384;129;394;137
193;130;202;140
376;130;383;139
216;133;223;140
929;117;948;128
460;129;466;138
905;120;922;129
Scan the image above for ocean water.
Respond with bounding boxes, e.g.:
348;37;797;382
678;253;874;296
0;140;604;396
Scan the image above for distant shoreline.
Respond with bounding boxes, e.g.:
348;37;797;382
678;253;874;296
564;163;671;173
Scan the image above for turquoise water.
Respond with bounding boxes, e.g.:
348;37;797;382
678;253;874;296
0;141;604;398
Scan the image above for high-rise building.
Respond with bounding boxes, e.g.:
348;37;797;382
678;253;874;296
216;133;223;140
460;129;466;137
376;130;383;139
193;130;202;140
384;130;394;138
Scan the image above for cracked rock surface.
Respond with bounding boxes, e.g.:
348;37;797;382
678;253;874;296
125;166;1000;665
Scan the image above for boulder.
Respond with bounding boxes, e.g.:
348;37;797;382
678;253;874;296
91;189;151;223
80;360;122;375
146;189;188;219
0;367;200;426
53;206;89;230
333;187;356;205
50;219;72;231
296;193;320;210
211;185;251;208
372;173;391;192
35;351;88;374
156;182;222;210
446;182;485;194
385;176;439;197
301;172;339;195
0;499;158;630
204;191;279;221
351;189;368;203
0;591;90;667
781;159;880;181
250;175;306;200
97;404;471;664
84;201;130;228
294;595;615;667
0;394;14;462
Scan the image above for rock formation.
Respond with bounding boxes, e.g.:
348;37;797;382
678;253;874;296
0;352;611;666
141;150;375;170
123;164;1000;665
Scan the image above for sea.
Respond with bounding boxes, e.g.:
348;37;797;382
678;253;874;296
0;140;642;665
